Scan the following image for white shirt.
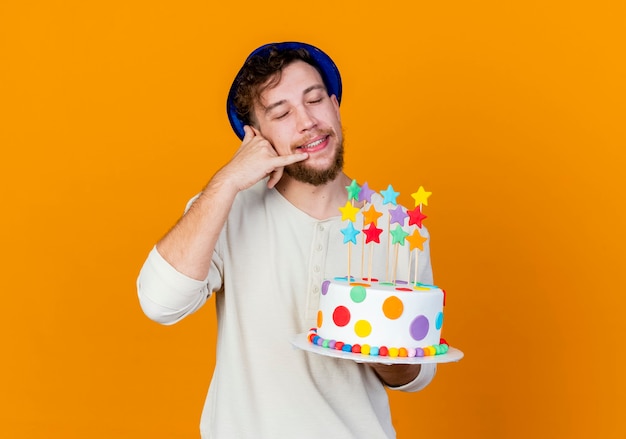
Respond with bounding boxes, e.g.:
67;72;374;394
138;181;437;438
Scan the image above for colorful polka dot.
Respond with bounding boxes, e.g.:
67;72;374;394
354;320;372;337
350;285;367;303
382;296;404;320
334;276;354;282
332;306;351;327
395;287;412;292
435;312;444;330
321;280;331;295
409;315;429;341
317;310;323;328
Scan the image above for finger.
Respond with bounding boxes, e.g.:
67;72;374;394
242;125;256;143
278;152;308;165
266;168;283;189
250;127;280;155
266;153;307;188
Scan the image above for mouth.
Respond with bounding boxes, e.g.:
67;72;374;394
296;135;330;153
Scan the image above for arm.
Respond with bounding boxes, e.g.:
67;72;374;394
156;126;308;281
138;126;308;322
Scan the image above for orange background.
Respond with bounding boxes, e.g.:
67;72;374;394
1;1;625;437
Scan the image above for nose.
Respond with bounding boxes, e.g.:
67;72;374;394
295;106;317;132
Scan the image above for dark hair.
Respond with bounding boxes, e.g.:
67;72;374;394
232;47;324;126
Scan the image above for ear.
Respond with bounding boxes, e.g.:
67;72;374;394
248;110;262;133
331;94;341;120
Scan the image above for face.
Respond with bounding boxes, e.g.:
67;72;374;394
252;60;344;186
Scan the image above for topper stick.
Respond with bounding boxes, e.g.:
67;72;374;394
360;232;365;280
392;243;399;285
415;249;420;286
416;203;421;286
385;216;390;281
407;251;412;287
348;198;354;283
368;242;374;282
347;242;352;282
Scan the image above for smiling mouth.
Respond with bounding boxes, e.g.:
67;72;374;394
297;135;329;150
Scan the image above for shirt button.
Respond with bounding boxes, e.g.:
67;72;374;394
314;265;321;273
316;244;323;251
318;224;325;232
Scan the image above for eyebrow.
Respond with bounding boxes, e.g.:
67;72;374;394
263;84;327;114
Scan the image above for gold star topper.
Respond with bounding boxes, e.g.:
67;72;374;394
411;186;432;207
338;201;360;222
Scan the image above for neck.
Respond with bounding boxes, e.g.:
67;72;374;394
274;173;354;220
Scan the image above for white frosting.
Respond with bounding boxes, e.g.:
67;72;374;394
316;280;444;349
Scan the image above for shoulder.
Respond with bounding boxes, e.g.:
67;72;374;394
233;179;273;211
183;179;271;214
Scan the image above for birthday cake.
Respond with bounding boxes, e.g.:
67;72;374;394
308;181;450;358
309;279;447;357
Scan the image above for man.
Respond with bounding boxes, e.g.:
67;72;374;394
138;42;437;438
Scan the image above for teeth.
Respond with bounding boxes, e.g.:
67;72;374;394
302;137;325;149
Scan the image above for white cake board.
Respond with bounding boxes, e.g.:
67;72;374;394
291;332;464;365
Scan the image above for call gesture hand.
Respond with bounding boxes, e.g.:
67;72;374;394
217;125;308;193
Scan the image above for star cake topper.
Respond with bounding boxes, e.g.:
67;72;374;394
338;201;360;222
363;222;383;244
340;222;360;244
345;179;361;201
411;186;432;206
381;184;400;206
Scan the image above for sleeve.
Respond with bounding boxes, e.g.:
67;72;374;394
387;363;437;393
137;246;221;325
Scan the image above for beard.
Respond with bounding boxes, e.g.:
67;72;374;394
284;139;344;186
